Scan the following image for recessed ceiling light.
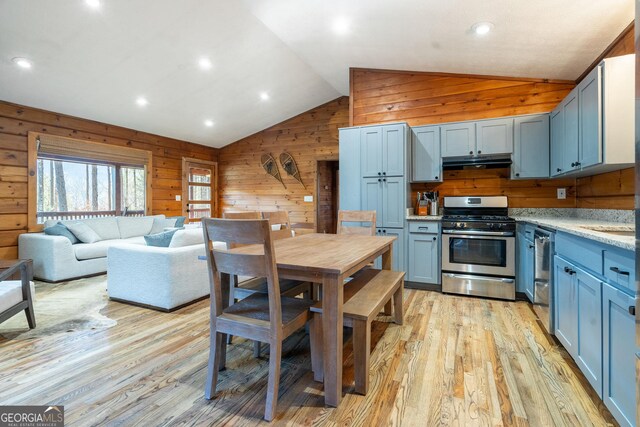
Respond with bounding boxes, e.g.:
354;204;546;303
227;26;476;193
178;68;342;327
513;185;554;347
332;17;350;35
260;92;269;101
471;22;493;36
198;57;212;70
204;119;214;127
85;0;101;9
135;96;148;107
12;57;32;69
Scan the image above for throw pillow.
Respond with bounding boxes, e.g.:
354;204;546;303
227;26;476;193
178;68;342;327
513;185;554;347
168;228;204;247
66;222;102;244
150;216;176;234
144;229;180;247
43;222;80;244
171;216;186;227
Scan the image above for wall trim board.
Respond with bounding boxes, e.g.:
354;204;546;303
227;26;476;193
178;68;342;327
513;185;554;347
576;21;634;83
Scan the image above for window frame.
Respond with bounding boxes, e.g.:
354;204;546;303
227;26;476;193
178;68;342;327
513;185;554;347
27;132;153;231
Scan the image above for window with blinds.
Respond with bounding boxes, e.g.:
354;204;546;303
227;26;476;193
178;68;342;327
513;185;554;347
27;132;153;230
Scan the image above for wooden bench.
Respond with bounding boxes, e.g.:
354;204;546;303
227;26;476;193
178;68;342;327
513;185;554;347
310;268;404;395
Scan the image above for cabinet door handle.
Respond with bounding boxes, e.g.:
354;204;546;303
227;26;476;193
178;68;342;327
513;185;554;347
382;178;387;182
557;168;562;172
571;162;576;167
620;270;630;276
434;176;439;180
418;227;429;231
575;161;581;167
378;172;381;176
382;229;387;233
629;306;636;316
564;266;570;273
515;173;520;177
469;151;473;155
432;236;437;241
378;178;382;182
382;172;386;176
609;266;628;275
477;150;482;154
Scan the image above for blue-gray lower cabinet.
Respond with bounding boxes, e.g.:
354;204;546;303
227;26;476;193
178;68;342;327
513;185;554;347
554;255;578;355
602;283;637;427
382;177;405;228
407;232;439;284
516;226;534;300
575;268;603;397
374;228;404;272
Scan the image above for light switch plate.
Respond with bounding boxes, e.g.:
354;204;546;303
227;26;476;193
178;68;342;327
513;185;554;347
304;195;313;202
557;188;566;199
175;195;181;201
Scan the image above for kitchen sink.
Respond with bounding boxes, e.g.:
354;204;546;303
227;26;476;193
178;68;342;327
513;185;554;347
578;225;635;237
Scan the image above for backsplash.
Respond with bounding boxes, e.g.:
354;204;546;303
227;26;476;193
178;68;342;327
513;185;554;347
509;208;634;224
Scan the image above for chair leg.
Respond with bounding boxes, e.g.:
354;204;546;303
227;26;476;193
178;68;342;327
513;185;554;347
264;339;282;421
254;341;262;358
352;319;370;395
25;299;36;329
393;286;404;325
310;314;324;382
205;331;224;399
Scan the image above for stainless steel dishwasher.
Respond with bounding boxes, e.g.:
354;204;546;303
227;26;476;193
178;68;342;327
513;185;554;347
533;227;555;334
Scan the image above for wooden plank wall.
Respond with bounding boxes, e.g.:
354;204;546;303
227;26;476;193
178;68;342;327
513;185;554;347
218;97;349;227
351;23;635;210
0;101;218;259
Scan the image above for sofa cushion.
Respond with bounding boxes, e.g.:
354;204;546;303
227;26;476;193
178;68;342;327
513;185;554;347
150;216;183;234
49;217;120;241
66;222;102;244
0;281;35;313
144;229;180;247
73;240;119;260
117;216;155;239
169;229;204;248
43;222;80;244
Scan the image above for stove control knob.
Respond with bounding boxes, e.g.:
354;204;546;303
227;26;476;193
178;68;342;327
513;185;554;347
456;222;465;229
489;223;495;229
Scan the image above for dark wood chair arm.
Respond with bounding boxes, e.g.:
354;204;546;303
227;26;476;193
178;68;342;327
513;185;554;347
0;260;34;299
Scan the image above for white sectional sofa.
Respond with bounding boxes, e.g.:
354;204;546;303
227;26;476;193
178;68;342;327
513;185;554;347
107;229;212;311
18;215;172;282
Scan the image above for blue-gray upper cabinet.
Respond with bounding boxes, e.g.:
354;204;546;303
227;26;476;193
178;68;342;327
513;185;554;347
411;126;442;182
512;114;550;179
562;88;580;174
549;55;633;177
476;118;513;155
360;127;383;178
382;176;405;228
382;124;406;177
550;107;564;176
338;128;361;210
441;122;475;157
361;177;383;228
602;282;637;427
578;65;602;169
575;268;603;397
360;124;406;177
407;232;439;283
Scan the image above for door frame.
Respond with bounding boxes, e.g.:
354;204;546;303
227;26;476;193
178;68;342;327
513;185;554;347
181;157;218;222
314;156;339;233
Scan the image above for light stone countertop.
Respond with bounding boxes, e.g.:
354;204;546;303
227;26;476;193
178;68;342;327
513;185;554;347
513;216;635;251
406;215;442;221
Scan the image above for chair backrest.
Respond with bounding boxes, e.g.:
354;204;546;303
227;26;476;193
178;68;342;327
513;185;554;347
336;210;377;236
202;218;282;327
261;211;293;240
223;211;261;220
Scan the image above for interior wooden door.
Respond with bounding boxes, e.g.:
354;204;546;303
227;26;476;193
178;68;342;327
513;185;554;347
182;158;217;222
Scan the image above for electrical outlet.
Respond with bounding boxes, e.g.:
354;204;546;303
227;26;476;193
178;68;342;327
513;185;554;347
557;188;566;199
303;195;313;202
175;195;181;201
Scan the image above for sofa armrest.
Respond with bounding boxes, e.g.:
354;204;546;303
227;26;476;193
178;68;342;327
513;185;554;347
18;233;76;281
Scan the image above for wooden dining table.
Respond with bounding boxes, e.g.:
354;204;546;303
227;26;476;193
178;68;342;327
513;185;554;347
216;232;396;407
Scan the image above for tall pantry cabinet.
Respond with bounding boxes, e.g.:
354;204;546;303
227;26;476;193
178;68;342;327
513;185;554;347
339;123;411;271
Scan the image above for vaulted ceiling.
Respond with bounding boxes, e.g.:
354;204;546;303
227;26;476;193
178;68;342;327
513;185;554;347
0;0;633;148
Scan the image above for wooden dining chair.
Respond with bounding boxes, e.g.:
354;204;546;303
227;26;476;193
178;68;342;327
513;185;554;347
336;210;377;236
202;218;318;421
261;210;294;240
222;211;309;354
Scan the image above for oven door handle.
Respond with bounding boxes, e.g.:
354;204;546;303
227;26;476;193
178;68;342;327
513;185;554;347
443;273;515;284
442;230;515;237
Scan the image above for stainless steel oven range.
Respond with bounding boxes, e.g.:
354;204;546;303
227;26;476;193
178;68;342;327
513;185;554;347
441;196;516;300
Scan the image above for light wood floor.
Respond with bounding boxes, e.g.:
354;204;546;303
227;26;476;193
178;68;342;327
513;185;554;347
0;277;616;426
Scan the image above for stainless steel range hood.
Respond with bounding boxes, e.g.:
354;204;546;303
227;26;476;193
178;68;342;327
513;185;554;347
442;155;512;170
